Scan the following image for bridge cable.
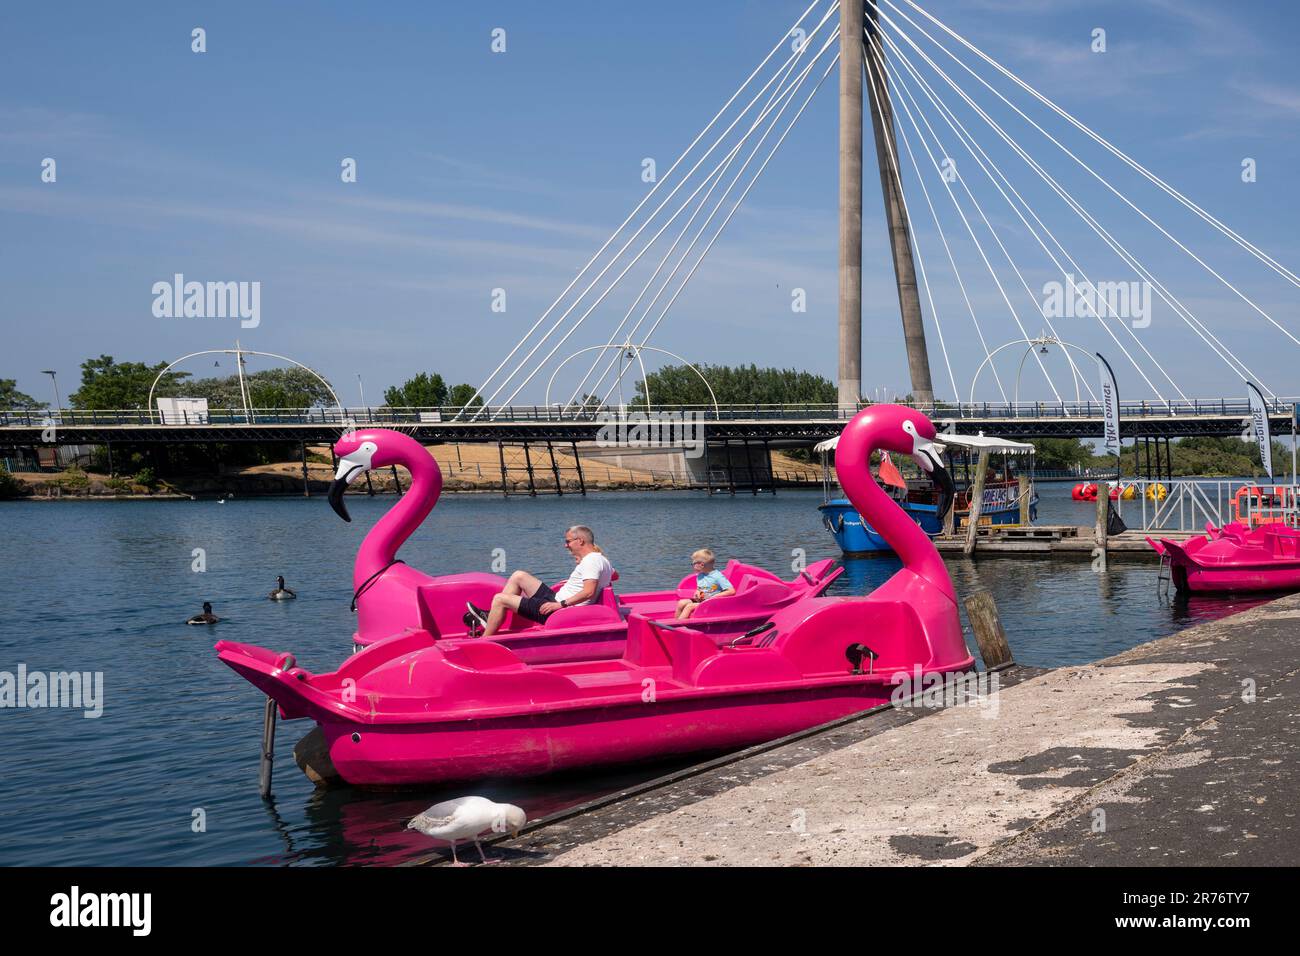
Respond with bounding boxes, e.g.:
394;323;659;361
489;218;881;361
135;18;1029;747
871;21;1251;400
475;2;840;417
870;31;1089;406
494;26;841;413
897;0;1300;298
869;30;1094;405
861;32;1069;406
558;11;836;415
873;14;1175;405
873;23;1180;403
872;6;1265;401
879;0;1300;353
609;51;845;406
862;42;961;403
454;0;831;420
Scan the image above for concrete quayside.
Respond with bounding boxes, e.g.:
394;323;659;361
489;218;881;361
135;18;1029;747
423;592;1300;867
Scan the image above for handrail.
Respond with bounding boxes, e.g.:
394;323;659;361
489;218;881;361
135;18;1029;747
1116;479;1300;532
1;397;1296;427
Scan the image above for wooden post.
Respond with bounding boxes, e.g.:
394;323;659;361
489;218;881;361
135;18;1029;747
300;441;310;497
963;590;1014;669
258;696;277;799
1095;480;1110;567
1018;473;1030;525
391;463;402;496
963;449;990;555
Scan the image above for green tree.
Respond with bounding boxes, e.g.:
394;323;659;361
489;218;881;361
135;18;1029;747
384;372;448;408
0;464;27;498
632;363;836;407
166;367;334;409
1115;435;1293;478
0;379;43;409
69;356;189;410
447;383;484;410
1030;438;1094;471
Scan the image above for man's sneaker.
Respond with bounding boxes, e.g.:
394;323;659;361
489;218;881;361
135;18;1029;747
463;602;488;637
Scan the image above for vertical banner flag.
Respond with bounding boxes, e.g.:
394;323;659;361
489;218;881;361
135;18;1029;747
1246;381;1273;479
1097;353;1121;464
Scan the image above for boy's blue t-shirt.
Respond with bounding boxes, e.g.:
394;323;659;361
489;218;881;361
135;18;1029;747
696;569;733;596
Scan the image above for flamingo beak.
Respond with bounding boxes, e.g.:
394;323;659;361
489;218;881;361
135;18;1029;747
328;453;369;523
913;439;956;521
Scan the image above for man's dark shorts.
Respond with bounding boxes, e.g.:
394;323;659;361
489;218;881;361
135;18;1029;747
517;583;559;623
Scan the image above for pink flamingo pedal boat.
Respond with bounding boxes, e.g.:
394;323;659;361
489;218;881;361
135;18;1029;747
215;405;973;787
1148;521;1300;594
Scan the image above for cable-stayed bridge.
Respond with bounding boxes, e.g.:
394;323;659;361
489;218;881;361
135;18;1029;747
5;1;1298;465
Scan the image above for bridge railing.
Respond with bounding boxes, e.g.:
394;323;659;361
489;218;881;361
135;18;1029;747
1;397;1295;427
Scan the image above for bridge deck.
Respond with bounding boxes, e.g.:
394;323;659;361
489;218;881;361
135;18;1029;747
0;406;1290;444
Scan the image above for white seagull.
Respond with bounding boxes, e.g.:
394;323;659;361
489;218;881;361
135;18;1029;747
407;797;526;866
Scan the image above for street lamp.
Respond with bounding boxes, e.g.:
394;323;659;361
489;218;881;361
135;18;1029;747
40;370;61;413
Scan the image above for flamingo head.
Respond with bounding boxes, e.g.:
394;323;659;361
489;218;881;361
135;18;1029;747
329;428;411;522
850;405;956;521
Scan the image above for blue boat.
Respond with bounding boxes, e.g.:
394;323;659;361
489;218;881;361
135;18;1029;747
816;432;1039;556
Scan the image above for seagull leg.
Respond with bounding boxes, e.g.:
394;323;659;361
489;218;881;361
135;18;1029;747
475;840;501;865
448;840;469;867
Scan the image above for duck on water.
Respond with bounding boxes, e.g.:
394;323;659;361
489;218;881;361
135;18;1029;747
269;576;296;601
187;602;220;625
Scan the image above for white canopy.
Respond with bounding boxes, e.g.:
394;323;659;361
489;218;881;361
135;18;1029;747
813;430;1035;455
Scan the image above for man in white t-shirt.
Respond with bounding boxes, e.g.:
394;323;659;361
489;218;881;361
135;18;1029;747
472;525;613;637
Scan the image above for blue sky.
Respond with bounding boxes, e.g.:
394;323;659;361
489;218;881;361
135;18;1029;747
3;0;1300;407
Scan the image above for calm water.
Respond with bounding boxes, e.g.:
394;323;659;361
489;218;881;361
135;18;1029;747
0;484;1260;866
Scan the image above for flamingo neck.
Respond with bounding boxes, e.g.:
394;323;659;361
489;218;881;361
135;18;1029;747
354;446;442;588
837;427;955;604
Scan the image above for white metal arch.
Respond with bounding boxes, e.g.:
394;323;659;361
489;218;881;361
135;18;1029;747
543;343;719;418
968;336;1102;410
147;344;344;424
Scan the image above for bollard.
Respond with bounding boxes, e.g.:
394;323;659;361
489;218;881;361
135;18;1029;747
963;589;1013;669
